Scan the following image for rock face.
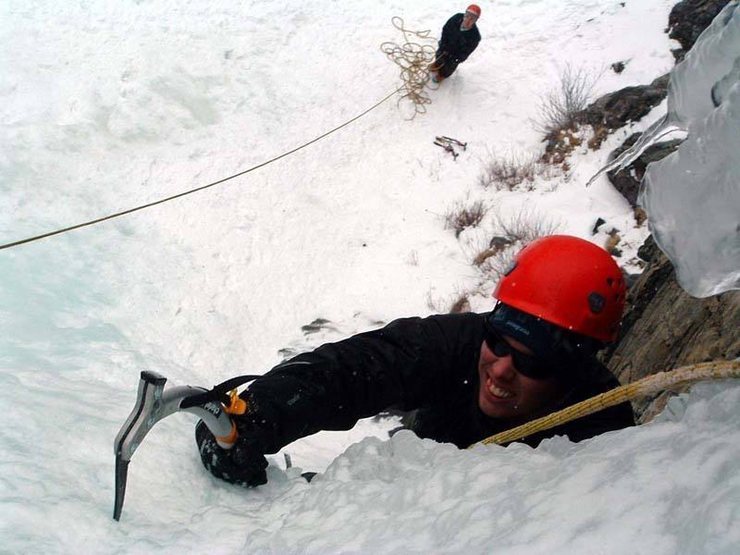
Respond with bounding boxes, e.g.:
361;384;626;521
606;133;682;207
541;2;740;425
542;75;671;160
669;0;733;61
600;236;740;423
581;74;670;131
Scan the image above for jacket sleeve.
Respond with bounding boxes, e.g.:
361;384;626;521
238;315;476;454
438;14;461;52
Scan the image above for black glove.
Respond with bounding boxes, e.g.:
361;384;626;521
195;419;268;487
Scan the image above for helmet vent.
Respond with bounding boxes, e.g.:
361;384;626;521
588;292;606;314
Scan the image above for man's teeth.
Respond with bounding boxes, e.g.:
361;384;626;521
488;380;514;399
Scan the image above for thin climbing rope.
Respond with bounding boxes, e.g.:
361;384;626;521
0;87;402;251
380;16;438;118
477;359;740;446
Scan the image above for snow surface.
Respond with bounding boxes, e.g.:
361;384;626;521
2;0;738;553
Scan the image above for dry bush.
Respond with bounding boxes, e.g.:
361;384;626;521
475;208;561;279
426;289;472;314
444;200;488;238
449;294;471;314
493;208;560;243
479;152;538;191
535;64;597;136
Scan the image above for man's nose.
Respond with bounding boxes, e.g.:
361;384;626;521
491;355;517;381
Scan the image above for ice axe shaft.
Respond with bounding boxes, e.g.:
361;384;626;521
113;370;234;521
438;135;467;150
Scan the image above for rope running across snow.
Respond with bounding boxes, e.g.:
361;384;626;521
2;17;438;251
0;87;402;251
478;360;740;446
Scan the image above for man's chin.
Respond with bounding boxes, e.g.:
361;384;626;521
478;394;516;419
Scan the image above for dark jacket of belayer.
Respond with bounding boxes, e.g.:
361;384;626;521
438;13;481;64
238;313;635;454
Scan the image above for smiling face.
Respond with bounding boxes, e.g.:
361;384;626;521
477;335;565;420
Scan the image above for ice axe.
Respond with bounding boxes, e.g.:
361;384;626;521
113;370;258;521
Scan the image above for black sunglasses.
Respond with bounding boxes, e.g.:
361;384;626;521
483;325;556;380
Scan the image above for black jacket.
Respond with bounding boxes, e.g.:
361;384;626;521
240;313;634;453
239;313;635;454
438;13;481;63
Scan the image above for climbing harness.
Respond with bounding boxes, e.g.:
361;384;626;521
477;360;740;446
380;17;438;118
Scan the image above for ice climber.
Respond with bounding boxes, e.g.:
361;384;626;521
195;235;636;487
430;4;482;83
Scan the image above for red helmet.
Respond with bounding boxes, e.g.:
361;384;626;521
493;235;626;342
466;4;481;18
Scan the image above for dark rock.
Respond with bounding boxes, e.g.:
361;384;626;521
580;74;669;131
600;234;740;422
637;234;661;263
489;236;514;250
301;318;335;335
611;61;626;74
592;217;607;235
606;132;683;207
668;0;732;61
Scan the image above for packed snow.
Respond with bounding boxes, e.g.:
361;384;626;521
1;0;738;553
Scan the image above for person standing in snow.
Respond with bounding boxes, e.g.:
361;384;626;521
195;235;635;487
430;4;482;83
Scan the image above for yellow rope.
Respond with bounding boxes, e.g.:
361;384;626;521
478;360;740;446
380;17;438;119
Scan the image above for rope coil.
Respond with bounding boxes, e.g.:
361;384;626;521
478;360;740;446
380;17;438;118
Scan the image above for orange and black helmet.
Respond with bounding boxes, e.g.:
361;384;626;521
466;4;481;18
493;235;626;343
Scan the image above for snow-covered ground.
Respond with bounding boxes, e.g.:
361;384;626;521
3;0;738;552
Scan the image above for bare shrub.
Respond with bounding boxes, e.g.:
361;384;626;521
449;294;471;314
535;64;598;135
479;152;538;191
475;208;561;279
493;208;560;244
426;288;472;313
444;200;488;238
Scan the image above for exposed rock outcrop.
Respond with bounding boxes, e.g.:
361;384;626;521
542;75;670;162
601;236;740;423
668;0;733;61
606;132;682;208
581;75;670;131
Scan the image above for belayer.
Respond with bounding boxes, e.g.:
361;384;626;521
430;4;482;83
195;235;635;487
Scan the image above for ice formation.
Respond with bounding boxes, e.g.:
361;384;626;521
640;2;740;297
